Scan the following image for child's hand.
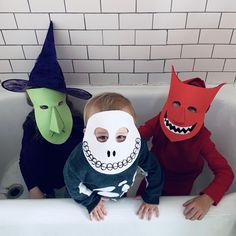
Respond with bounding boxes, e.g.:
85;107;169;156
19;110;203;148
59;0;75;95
89;198;108;221
183;194;214;220
137;202;159;220
30;186;44;198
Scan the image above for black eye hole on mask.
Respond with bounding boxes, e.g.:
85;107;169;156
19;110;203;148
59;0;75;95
173;101;181;107
58;101;64;106
188;106;197;113
40;105;49;110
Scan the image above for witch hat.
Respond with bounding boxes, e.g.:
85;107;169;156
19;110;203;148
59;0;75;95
1;21;91;100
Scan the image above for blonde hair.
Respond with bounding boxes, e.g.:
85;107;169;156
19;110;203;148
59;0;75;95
83;92;136;125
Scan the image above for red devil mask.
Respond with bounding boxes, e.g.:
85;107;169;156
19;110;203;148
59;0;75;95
160;66;225;142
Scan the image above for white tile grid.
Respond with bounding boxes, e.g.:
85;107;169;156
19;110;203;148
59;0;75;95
70;31;103;45
0;0;30;12
36;30;70;45
151;45;181;59
103;30;135;45
206;0;236;12
119;73;147;85
219;13;236;28
194;59;225;71
168;30;199;44
0;46;25;59
135;60;164;72
0;14;17;29
73;60;104;72
172;0;207;12
56;46;88;59
206;72;236;84
28;0;65;12
148;72;171;85
50;14;84;29
64;73;90;85
58;60;74;72
120;46;150;59
164;59;194;72
65;0;101;13
212;45;236;58
153;13;186;29
137;0;171;12
90;73;118;85
136;30;167;45
88;46;118;59
181;45;213;58
0;33;4;45
104;60;133;72
224;59;236;71
15;14;50;29
23;46;42;59
120;14;152;29
199;29;233;44
10;59;35;72
0;60;12;72
101;0;135;13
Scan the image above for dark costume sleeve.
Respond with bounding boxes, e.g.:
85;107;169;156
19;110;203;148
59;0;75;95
138;114;160;140
138;140;163;205
63;144;101;213
200;128;234;204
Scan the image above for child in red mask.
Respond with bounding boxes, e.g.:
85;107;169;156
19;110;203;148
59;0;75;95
137;66;234;220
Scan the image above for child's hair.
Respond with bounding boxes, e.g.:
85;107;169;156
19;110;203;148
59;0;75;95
83;92;136;125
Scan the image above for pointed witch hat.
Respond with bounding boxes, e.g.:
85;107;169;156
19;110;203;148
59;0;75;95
1;21;91;100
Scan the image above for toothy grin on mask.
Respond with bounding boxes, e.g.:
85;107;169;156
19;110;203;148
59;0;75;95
82;138;141;172
164;113;196;135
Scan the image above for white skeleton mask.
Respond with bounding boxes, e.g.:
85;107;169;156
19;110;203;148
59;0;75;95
83;110;141;175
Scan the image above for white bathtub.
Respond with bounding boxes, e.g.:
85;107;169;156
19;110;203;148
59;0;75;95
0;84;235;236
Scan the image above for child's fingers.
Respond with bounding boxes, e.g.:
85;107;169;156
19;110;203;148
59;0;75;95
96;208;105;221
185;207;198;220
183;198;194;207
100;205;107;216
147;208;153;220
154;206;159;218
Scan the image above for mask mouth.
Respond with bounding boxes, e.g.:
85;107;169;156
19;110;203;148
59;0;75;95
164;112;196;135
82;138;141;172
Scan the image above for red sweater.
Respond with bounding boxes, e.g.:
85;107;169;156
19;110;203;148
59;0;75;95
138;113;234;204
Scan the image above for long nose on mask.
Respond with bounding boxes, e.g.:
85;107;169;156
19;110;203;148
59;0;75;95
50;107;64;134
173;107;185;125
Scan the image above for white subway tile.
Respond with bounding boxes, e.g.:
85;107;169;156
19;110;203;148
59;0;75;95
15;14;50;29
70;31;102;45
120;14;152;29
58;60;73;72
120;46;150;59
119;73;147;85
178;72;207;81
28;0;65;12
207;0;236;12
151;45;181;59
0;0;29;12
101;0;135;12
0;73;29;81
103;30;134;45
3;30;37;45
135;60;164;72
23;46;42;59
0;14;17;29
220;13;236;28
148;73;171;85
172;0;206;12
56;46;87;59
65;0;100;12
36;30;70;45
153;13;186;29
90;73;118;85
206;72;235;84
213;45;236;58
50;14;84;29
164;59;194;72
136;30;167;45
0;46;24;59
104;60;133;72
137;0;171;12
194;59;225;71
231;31;236;44
182;45;213;58
85;14;118;30
168;30;199;44
64;73;90;85
0;60;12;72
10;60;35;72
0;34;4;45
199;29;232;44
187;13;220;29
224;59;236;71
73;60;103;72
88;46;118;59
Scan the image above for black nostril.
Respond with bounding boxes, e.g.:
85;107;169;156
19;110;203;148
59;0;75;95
107;150;110;157
113;151;116;157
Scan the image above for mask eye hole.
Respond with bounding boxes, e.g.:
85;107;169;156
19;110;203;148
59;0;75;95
40;105;49;110
94;127;109;143
173;101;181;107
58;101;64;106
116;127;129;143
188;106;197;113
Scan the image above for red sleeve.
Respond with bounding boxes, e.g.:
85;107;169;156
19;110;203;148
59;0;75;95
200;128;234;205
138;114;160;141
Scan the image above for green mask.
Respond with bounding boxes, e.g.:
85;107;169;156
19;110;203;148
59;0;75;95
27;88;73;144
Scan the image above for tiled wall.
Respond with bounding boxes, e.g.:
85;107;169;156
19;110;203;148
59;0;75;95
1;0;236;86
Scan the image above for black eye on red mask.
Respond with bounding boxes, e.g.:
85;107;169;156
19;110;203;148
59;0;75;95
188;106;197;113
173;101;181;107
